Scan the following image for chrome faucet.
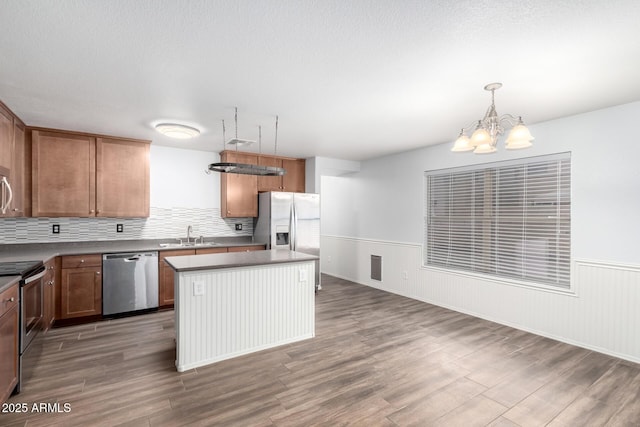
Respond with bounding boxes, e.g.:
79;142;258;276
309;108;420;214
186;225;193;244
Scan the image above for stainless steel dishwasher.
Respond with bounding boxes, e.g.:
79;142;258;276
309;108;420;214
102;252;159;316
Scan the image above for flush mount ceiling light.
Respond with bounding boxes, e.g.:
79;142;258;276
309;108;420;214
155;123;200;139
451;83;534;154
208;108;286;176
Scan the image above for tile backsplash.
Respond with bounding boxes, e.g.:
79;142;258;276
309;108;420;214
0;207;253;244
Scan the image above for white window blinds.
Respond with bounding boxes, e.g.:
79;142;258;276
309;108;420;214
424;153;571;289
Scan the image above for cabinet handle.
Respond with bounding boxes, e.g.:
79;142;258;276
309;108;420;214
90;210;95;213
96;272;101;275
4;297;15;303
0;177;13;214
80;259;85;263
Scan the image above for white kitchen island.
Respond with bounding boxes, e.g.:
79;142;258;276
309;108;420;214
164;249;317;372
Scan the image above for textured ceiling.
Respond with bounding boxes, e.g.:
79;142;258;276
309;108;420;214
2;0;640;161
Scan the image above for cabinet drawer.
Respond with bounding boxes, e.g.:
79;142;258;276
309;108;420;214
0;284;19;318
61;254;102;268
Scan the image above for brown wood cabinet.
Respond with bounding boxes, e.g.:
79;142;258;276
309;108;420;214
60;254;102;319
258;156;305;193
0;283;19;404
96;137;150;217
9;118;30;217
31;130;96;217
31;128;150;218
0;102;13;174
220;150;306;218
220;151;258;218
159;249;195;308
43;257;58;331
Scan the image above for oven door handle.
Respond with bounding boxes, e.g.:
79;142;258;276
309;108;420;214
24;266;47;284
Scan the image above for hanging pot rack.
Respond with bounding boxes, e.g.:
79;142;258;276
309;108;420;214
208;108;286;176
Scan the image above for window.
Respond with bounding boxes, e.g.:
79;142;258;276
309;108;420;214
424;153;571;289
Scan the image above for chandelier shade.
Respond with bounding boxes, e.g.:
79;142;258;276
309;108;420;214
451;83;533;154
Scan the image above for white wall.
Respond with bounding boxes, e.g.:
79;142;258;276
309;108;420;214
150;145;220;209
320;101;640;362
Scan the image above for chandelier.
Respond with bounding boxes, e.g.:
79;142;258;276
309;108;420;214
451;82;534;154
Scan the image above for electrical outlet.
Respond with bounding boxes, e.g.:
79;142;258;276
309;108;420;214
116;224;124;233
52;224;60;234
402;271;408;280
327;255;332;263
235;223;242;231
193;281;205;296
299;269;308;282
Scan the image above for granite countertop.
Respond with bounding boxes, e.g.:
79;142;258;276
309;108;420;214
165;249;318;272
0;275;20;293
0;237;264;293
0;237;259;264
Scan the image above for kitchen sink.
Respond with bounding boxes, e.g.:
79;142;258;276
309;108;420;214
159;241;221;248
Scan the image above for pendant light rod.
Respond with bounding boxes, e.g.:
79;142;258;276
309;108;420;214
207;109;286;176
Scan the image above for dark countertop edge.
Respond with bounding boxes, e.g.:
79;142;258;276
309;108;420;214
165;250;318;273
0;276;20;294
0;237;262;264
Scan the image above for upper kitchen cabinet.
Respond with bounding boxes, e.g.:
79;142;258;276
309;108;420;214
10;118;30;217
0;102;13;174
257;155;305;193
96;137;149;217
31;128;150;218
220;150;258;218
32;129;96;217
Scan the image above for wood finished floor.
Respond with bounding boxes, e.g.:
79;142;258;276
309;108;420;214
3;274;640;426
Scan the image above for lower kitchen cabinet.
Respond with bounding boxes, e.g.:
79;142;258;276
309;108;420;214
60;254;102;319
159;249;195;308
43;257;58;331
0;283;19;404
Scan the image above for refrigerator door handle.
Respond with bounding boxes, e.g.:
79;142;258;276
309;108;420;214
290;202;296;251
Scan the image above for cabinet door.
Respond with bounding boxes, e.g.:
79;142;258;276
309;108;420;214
32;130;96;217
282;158;305;192
96;138;150;217
0;103;13;174
257;156;283;192
43;259;57;331
0;304;19;404
9;119;29;217
60;267;102;319
220;151;258;218
159;249;195;308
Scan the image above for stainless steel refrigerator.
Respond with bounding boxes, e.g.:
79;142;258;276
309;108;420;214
254;192;321;290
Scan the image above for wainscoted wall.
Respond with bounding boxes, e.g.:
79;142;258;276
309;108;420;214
175;261;315;372
0;207;253;244
321;235;640;363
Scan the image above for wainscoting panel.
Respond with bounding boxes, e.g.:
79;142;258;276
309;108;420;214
321;235;640;363
175;262;316;372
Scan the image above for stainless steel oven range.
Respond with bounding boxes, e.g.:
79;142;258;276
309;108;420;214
0;259;46;393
